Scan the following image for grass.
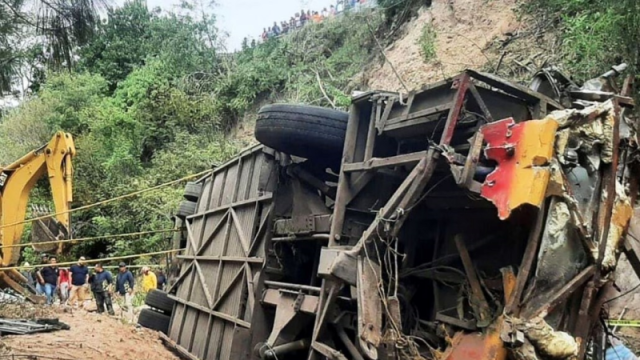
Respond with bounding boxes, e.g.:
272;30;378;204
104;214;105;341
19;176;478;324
418;23;437;62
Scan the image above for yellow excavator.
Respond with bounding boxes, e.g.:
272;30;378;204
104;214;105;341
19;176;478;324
0;131;75;294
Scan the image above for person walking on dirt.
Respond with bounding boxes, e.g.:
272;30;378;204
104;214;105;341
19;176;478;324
36;256;59;305
58;268;70;303
69;256;90;308
34;253;49;296
141;266;157;293
91;263;115;315
115;262;135;319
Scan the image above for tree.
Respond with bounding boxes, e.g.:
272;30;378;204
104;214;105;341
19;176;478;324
0;0;105;94
78;0;220;90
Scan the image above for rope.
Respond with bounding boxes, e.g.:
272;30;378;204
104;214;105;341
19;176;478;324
0;169;212;231
0;249;183;271
0;229;179;250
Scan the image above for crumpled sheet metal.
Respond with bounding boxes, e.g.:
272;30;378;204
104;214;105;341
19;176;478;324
510;317;578;360
479;117;558;220
601;180;633;270
545;100;616;163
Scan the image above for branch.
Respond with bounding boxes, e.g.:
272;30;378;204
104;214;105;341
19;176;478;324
314;70;337;109
364;15;409;93
0;0;77;32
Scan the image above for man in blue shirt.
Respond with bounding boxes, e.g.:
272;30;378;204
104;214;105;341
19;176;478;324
69;256;89;308
36;256;59;305
90;263;115;315
115;262;135;320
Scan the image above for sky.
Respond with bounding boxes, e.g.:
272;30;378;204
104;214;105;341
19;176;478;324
127;0;338;50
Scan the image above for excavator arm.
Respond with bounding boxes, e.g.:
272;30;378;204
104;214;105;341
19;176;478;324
0;132;75;272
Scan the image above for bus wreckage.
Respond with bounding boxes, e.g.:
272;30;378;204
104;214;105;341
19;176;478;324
165;65;640;360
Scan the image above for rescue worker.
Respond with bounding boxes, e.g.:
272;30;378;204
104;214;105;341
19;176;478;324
115;262;135;320
58;268;70;303
91;263;115;315
141;266;157;293
34;253;49;296
36;256;59;305
21;262;35;289
69;256;89;308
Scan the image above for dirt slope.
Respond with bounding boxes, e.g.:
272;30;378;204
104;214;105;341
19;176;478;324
0;308;178;360
366;0;520;91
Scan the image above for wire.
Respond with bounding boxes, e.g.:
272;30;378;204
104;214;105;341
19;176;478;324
603;283;640;304
628;232;640;244
0;169;212;231
0;229;179;249
0;249;184;271
404;174;453;212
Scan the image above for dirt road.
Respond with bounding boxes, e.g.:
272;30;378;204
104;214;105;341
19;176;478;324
0;305;178;360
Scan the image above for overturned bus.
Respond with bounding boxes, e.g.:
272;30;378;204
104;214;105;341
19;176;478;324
164;66;640;360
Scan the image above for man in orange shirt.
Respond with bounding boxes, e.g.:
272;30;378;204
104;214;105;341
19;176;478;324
312;11;323;23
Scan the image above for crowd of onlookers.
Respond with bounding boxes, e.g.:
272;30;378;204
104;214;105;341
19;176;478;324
21;253;167;320
260;0;376;41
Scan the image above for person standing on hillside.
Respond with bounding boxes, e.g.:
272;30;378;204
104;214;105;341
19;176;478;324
272;21;281;36
36;256;59;305
91;263;115;315
69;256;90;308
115;262;135;320
141;266;157;293
299;9;307;26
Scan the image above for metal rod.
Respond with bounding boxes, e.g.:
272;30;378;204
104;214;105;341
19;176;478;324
271;234;330;242
263;281;321;293
264;339;310;359
335;326;365;360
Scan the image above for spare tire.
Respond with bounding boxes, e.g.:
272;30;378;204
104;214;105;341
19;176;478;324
183;182;202;202
137;308;170;334
176;200;197;219
255;104;348;165
145;289;175;314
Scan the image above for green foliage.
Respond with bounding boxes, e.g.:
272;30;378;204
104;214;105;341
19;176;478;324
78;0;219;89
526;0;640;82
377;0;426;28
211;10;384;128
0;0;103;93
1;1;391;266
417;24;437;62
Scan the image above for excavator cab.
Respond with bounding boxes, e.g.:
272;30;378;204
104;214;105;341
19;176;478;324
0;132;75;296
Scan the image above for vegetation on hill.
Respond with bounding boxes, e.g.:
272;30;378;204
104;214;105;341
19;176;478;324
0;0;387;264
525;0;639;82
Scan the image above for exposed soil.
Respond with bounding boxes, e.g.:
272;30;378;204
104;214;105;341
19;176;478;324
0;306;179;360
366;0;521;91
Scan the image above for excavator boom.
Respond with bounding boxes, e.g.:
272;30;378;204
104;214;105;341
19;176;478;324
0;132;75;293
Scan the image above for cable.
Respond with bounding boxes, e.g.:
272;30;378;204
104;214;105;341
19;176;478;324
404;174;453;212
0;249;184;271
603;283;640;304
0;229;179;250
0;168;212;231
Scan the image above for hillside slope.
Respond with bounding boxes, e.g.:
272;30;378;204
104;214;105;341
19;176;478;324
367;0;519;91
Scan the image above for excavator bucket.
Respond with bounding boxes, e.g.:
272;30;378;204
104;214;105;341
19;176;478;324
30;205;69;253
